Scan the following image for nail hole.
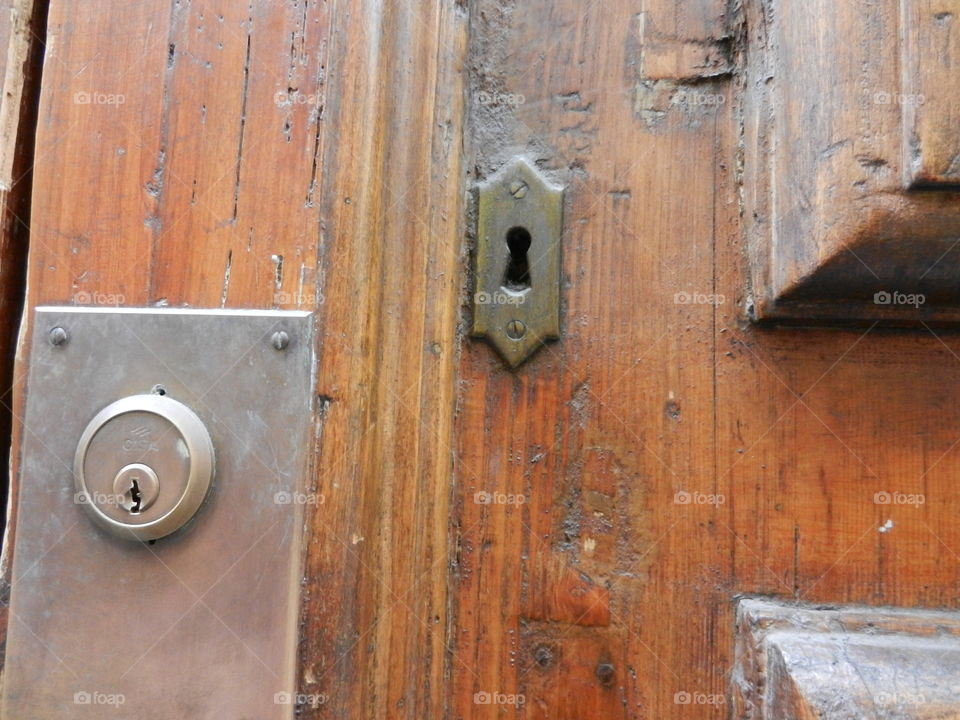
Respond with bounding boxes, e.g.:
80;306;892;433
503;226;532;290
151;384;167;396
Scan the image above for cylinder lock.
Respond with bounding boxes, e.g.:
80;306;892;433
74;393;214;541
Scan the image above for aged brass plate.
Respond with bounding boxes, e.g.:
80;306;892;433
472;157;564;367
3;307;315;720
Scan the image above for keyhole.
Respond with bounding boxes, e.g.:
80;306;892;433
127;478;143;514
503;226;532;290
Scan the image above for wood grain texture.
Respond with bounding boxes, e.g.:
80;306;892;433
0;0;45;643
296;0;467;717
902;0;960;186
6;0;960;717
742;0;960;324
454;0;729;717
6;3;468;718
454;0;960;717
734;600;960;718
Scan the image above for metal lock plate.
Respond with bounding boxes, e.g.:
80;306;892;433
3;307;315;720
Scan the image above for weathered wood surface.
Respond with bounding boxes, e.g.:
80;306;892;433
454;0;732;716
734;600;960;719
296;0;467;717
0;0;44;652
742;0;960;324
4;0;960;718
903;0;960;187
4;1;466;718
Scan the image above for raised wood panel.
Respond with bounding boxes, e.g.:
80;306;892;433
903;0;960;187
734;600;960;718
721;60;960;713
742;0;960;324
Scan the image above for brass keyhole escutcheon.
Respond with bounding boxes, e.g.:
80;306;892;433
472;157;563;368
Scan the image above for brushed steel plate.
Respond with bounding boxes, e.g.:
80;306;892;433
3;307;315;720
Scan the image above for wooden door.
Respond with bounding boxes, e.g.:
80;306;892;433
1;0;959;718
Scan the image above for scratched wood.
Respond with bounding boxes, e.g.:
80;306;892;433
0;0;45;642
296;0;467;717
741;0;960;324
3;0;467;718
453;0;960;718
5;0;960;717
453;0;729;717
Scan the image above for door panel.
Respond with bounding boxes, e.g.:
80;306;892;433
735;600;960;718
743;0;960;324
454;0;730;716
6;0;466;717
3;0;960;718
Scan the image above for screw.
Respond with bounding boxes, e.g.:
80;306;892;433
49;327;69;346
533;644;554;669
595;662;616;688
271;330;290;350
509;180;528;199
505;319;527;340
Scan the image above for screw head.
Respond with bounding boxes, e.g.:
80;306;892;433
505;319;527;340
271;330;290;350
533;644;554;668
509;180;528;199
49;327;69;346
595;662;616;687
